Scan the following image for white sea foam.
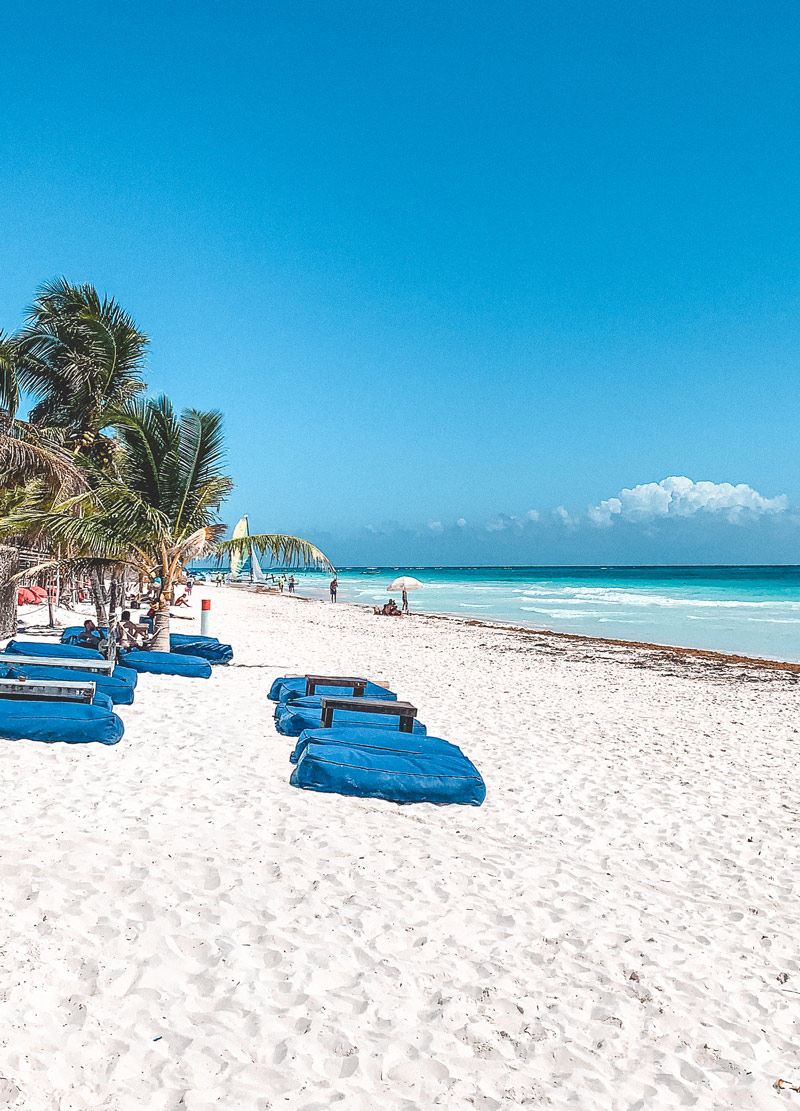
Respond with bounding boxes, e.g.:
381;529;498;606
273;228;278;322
521;587;794;609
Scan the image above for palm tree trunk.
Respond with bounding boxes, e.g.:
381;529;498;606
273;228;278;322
150;566;172;652
151;604;170;652
89;568;108;627
108;574;119;628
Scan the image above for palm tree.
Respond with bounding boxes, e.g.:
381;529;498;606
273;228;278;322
14;278;149;464
0;331;20;416
0;396;331;651
2;279;149;616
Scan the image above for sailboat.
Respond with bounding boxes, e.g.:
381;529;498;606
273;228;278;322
229;516;268;585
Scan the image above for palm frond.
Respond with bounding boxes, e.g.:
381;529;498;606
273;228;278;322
106;395;180;509
0;331;20;414
0;419;89;494
174;408;227;534
0;508;133;559
166;524;223;567
185;476;235;525
214;533;334;571
9;554;144;584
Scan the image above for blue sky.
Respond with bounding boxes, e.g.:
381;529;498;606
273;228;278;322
1;1;799;564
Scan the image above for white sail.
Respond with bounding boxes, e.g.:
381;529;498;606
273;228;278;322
230;515;248;579
249;540;266;582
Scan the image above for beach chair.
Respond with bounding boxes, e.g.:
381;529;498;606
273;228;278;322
6;638;110;663
4;640;138;693
118;650;212;678
61;626;233;665
0;675;95;703
0;651;114;675
268;674;396;703
289;725;455;765
0;675;125;745
0;662;135;706
274;695;425;737
168;634;233;664
289;728;486;806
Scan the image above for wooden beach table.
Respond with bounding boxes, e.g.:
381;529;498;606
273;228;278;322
0;653;115;675
0;677;96;704
319;696;418;733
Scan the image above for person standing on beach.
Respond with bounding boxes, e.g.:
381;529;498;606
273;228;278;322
288;575;295;594
330;576;338;602
402;588;408;613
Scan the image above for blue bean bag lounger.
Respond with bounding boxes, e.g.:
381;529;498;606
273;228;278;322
8;639;106;662
274;696;426;738
0;663;135;705
289;725;458;765
0;700;124;745
5;640;138;690
60;626;108;645
90;692;114;712
290;740;486;805
61;627;233;665
268;676;396;703
168;634;234;664
118;650;212;678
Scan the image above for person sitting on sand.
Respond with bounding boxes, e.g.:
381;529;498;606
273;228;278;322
77;619;102;649
173;591;190;608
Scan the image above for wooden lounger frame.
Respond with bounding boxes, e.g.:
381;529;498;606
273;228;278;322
0;677;96;704
319;696;418;733
305;674;369;696
0;653;114;675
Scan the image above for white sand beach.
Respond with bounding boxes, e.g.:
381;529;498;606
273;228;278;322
1;587;799;1110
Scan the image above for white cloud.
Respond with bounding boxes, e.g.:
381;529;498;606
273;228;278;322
456;517;467;528
485;513;529;532
428;520;443;532
589;476;787;527
526;509;540;522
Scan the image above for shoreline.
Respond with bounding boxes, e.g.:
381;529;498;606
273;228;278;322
260;587;800;675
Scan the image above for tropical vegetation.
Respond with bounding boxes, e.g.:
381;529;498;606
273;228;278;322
0;279;332;649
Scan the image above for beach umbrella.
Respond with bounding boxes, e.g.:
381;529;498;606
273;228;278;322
387;576;423;592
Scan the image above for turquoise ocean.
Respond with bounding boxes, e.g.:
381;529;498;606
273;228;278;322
194;564;800;662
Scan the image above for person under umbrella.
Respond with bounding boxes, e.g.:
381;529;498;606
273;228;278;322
387;575;423;613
